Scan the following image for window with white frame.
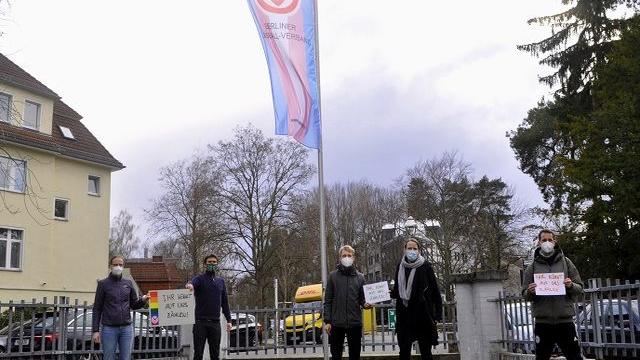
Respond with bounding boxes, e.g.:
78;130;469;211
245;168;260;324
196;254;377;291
0;93;11;123
0;156;26;193
54;198;69;220
0;227;23;270
88;176;100;196
23;101;40;130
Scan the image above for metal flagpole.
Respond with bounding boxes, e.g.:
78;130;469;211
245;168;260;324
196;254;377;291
313;1;329;359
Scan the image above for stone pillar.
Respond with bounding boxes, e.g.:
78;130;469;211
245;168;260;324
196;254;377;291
452;270;507;360
219;316;228;359
180;324;193;359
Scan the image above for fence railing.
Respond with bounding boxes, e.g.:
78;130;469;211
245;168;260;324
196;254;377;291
223;300;458;356
496;278;640;360
1;297;457;358
0;297;182;359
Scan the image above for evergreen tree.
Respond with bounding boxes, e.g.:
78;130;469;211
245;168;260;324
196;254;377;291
511;1;640;278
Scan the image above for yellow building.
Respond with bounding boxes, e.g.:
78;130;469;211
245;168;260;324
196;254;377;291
0;54;124;302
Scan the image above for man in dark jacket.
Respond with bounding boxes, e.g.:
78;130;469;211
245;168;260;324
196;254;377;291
522;229;584;360
186;254;232;360
323;245;370;360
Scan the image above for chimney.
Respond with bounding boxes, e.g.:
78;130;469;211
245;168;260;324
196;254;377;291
152;255;163;263
144;247;149;259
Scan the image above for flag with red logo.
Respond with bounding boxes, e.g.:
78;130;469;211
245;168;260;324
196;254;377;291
248;0;321;149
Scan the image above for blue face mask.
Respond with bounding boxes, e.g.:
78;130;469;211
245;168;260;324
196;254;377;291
405;250;419;262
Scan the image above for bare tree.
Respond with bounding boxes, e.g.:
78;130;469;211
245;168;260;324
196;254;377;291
403;151;476;300
151;237;185;260
209;125;314;307
109;209;141;259
403;152;533;299
146;155;230;276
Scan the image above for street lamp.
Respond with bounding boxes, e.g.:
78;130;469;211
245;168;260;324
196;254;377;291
404;216;417;236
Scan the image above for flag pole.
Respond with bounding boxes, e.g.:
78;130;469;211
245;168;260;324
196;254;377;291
313;1;329;359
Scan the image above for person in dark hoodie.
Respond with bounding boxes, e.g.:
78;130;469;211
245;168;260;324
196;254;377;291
186;254;232;360
323;245;371;360
522;229;584;360
391;238;442;360
92;255;150;360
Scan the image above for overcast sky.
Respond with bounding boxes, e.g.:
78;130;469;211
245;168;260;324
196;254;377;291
1;1;565;241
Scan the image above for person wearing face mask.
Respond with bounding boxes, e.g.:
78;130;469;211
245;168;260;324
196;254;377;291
92;255;150;360
390;238;442;360
522;229;584;360
323;245;370;359
185;254;232;360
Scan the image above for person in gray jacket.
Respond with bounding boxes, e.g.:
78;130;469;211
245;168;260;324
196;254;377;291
523;229;584;360
323;245;371;360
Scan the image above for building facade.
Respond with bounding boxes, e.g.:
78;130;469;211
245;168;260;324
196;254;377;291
0;54;123;302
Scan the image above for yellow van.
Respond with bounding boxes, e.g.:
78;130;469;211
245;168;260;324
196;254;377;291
284;284;323;345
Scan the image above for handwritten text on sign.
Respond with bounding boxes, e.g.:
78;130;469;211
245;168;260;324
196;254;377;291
150;289;195;326
534;273;566;296
363;281;391;304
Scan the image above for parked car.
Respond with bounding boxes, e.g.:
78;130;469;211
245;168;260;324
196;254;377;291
577;299;640;345
284;300;323;345
0;317;44;353
6;314;62;354
503;302;534;354
3;309;177;359
228;313;262;349
64;310;179;359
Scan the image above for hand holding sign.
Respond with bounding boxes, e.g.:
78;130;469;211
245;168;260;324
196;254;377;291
533;273;566;296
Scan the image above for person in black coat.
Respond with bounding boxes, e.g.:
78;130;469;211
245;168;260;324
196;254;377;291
391;238;443;360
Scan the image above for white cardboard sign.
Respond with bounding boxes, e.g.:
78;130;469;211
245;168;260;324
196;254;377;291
534;272;566;296
150;289;195;326
363;281;391;304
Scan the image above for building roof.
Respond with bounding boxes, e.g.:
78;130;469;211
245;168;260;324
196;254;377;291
0;54;59;99
126;256;186;283
0;53;124;169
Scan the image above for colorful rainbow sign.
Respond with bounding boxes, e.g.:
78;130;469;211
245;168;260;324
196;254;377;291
148;289;195;327
149;291;160;326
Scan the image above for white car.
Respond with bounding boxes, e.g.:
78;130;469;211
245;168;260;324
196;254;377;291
229;313;263;348
503;302;535;354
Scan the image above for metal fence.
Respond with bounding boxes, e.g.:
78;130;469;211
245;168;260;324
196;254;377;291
497;278;640;360
1;297;457;359
223;301;458;357
0;297;183;359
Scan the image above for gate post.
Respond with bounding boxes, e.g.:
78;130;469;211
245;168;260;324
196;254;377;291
452;270;507;360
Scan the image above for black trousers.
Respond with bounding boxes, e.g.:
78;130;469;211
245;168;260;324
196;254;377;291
534;322;583;360
397;331;433;360
329;326;362;360
193;320;221;360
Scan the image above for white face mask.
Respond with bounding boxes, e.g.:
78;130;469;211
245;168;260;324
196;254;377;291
111;266;124;276
540;241;555;254
405;250;419;262
340;257;354;268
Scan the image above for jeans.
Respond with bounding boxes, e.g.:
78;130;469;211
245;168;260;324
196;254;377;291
101;324;134;360
193;320;222;360
329;326;362;360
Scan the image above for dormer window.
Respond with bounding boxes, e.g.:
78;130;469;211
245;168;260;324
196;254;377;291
0;93;11;123
23;100;40;130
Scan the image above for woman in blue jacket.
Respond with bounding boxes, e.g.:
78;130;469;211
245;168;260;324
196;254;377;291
92;255;149;360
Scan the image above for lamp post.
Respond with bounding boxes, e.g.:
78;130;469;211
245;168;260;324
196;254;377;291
404;216;417;236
